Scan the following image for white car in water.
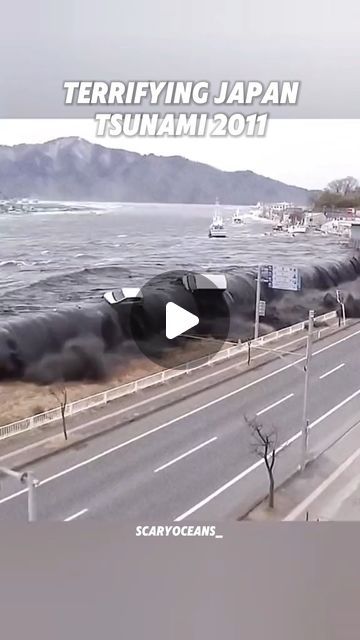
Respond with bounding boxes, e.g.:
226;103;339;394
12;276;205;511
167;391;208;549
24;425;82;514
103;288;143;307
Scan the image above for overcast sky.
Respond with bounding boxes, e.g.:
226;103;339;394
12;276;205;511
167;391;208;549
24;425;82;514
0;119;358;190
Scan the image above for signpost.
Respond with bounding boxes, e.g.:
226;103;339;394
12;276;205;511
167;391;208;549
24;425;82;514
300;310;314;471
254;264;301;338
267;265;301;291
254;265;262;338
253;269;314;471
258;300;266;317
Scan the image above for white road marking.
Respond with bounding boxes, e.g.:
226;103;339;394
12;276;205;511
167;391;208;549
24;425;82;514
0;323;343;466
283;446;360;521
319;363;345;380
154;437;218;473
256;393;294;416
0;333;309;465
64;508;88;522
174;386;360;522
312;327;360;356
0;326;358;507
0;488;28;504
0;357;307;504
307;388;360;431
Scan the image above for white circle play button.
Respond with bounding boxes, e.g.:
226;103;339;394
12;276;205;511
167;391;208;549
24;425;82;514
165;302;199;340
122;270;230;369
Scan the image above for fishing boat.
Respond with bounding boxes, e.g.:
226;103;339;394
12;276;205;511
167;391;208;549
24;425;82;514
232;208;243;224
288;223;307;235
209;200;227;238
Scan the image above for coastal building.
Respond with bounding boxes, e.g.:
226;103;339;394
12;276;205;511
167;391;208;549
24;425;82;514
324;208;359;222
350;220;360;249
304;211;326;227
269;202;295;214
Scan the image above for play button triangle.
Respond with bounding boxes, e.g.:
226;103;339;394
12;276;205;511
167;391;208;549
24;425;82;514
165;302;199;340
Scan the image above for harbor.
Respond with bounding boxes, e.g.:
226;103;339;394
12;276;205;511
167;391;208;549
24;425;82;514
206;198;360;248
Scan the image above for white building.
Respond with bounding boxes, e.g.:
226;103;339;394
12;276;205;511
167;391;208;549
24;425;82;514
269;202;295;213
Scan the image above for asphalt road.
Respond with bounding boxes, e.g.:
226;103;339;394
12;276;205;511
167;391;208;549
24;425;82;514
1;323;360;522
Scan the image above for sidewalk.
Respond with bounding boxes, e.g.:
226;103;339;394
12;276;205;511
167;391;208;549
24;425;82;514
245;416;360;522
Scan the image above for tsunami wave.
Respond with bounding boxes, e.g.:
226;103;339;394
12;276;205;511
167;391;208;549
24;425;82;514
0;255;359;384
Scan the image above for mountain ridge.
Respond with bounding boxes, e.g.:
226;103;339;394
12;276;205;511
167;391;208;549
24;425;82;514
0;137;312;205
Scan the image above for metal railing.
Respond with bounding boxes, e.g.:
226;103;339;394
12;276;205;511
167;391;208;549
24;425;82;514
0;311;337;442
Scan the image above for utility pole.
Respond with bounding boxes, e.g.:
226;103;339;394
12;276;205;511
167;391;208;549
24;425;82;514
23;471;38;522
336;290;346;327
254;264;261;339
341;303;346;327
300;310;314;471
0;467;38;522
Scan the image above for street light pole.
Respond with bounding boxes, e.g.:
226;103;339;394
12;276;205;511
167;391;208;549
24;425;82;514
300;309;314;471
254;264;261;339
24;472;38;522
341;302;346;326
0;467;38;522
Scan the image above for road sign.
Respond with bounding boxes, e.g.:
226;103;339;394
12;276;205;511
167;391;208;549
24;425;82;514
255;264;300;341
265;265;301;291
258;300;266;316
260;265;272;283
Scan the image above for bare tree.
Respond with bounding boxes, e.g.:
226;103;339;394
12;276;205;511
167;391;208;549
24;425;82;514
245;415;277;509
313;175;360;210
326;176;359;196
51;384;68;440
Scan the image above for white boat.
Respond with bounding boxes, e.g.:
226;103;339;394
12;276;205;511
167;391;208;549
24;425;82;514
288;223;307;235
209;200;226;238
232;208;243;224
320;220;352;237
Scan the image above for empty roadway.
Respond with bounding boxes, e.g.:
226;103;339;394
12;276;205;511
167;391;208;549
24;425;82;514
0;324;359;522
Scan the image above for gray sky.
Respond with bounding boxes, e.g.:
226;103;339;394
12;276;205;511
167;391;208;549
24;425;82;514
0;119;358;190
1;2;359;191
2;1;360;119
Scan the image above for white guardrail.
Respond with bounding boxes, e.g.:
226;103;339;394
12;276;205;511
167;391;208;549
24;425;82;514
0;311;337;442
